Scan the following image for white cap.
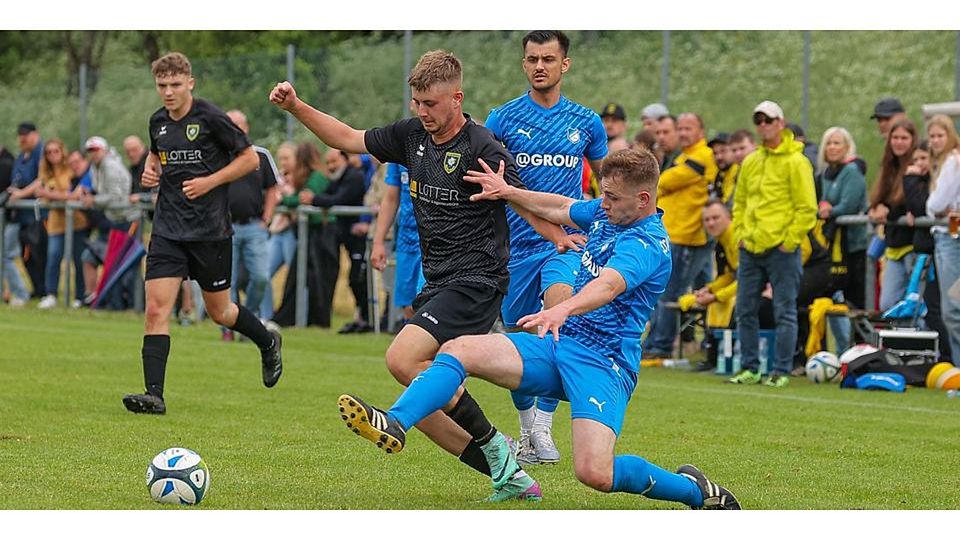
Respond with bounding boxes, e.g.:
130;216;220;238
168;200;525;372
753;100;784;120
641;103;670;120
85;136;108;151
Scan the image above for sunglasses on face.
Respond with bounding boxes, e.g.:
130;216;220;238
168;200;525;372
753;116;777;126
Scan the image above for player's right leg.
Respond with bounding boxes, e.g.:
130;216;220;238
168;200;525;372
123;275;181;414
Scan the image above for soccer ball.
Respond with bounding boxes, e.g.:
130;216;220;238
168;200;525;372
805;351;841;383
146;447;210;505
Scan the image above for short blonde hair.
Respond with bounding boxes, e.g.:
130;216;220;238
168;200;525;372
816;126;856;172
151;52;192;78
407;50;462;92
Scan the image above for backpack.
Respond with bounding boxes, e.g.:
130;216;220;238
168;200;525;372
839;348;936;388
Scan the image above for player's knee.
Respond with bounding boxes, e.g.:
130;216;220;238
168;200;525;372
207;307;230;326
144;300;169;324
384;345;418;385
574;460;613;492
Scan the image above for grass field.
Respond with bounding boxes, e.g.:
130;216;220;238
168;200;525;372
2;306;960;510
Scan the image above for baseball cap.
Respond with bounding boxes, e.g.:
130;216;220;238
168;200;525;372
17;122;37;135
855;372;906;392
85;136;108;151
600;103;626;121
870;97;905;119
708;132;730;147
641;103;670;120
753;100;784;120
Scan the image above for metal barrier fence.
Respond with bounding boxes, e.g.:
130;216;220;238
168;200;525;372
0;198;376;330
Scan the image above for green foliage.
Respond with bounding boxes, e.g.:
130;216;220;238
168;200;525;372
1;307;960;509
0;30;957;175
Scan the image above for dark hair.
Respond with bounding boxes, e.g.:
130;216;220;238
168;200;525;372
632;129;656;151
293;142;324;186
657;114;677;125
600;147;660;190
916;138;929;153
704;197;731;214
522;31;570;57
871;118;917;208
729;129;755;144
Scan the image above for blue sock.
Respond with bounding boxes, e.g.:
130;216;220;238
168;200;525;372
611;455;703;507
388;353;467;431
536;397;559;413
511;391;534;410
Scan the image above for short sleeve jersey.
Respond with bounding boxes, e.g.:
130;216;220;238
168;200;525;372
227;146;279;223
486;94;607;258
384;162;420;253
364;116;525;294
148;98;251;241
563;199;672;373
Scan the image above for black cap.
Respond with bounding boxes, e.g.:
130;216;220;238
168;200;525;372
599;103;626;121
708;132;730;147
785;122;804;139
870;98;905;120
17;122;37;135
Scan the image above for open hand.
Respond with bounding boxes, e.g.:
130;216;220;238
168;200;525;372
517;305;568;342
464;159;509;202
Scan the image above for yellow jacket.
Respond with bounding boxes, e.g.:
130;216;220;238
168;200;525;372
678;224;739;328
658;138;717;246
720;162;739;205
732;129;817;253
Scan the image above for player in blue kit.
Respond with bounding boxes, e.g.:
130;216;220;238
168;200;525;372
485;30;607;464
338;148;741;509
372;162;426;327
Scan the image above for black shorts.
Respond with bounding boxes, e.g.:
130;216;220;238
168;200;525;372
145;235;232;292
410;282;503;345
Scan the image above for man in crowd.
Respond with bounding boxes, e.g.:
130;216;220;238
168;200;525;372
9;122;46;298
708;132;738;204
600;102;629;152
728;129;756;167
640;102;669;134
655;115;680;170
871;97;907;140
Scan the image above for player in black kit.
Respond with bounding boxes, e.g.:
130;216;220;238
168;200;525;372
270;50;580;501
123;52;282;415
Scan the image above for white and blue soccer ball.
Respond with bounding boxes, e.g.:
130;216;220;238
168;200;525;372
146;447;210;505
806;351;842;384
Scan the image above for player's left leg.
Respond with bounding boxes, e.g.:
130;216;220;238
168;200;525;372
194;238;281;388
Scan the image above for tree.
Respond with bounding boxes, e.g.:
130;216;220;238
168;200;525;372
63;30;110;97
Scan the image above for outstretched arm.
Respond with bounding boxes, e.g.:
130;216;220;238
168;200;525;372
465;158;578;229
269;81;368;154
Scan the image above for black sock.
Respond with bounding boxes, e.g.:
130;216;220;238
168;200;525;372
142;334;170;399
446;390;496;446
230;304;274;350
459;440;491;477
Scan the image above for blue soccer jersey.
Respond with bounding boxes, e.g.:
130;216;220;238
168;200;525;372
384;162;420;253
562;199;672;373
486;93;607;258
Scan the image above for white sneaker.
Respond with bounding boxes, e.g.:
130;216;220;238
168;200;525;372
531;427;560;464
515;431;539;466
37;295;57;309
71;299;83;309
9;297;27;308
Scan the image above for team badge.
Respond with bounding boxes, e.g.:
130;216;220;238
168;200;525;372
443;152;461;174
567;127;581;144
659;238;670;254
185;124;200;142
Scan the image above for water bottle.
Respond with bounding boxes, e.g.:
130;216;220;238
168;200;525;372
662;359;690;369
948;389;958;399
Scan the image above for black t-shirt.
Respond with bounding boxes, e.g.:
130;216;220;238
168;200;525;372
312;165;367;235
228;146;278;223
364;115;525;294
148;98;251;241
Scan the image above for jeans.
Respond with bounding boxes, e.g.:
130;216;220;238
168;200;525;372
260;227;296;320
934;233;960;366
2;223;29;301
44;229;90;302
736;247;802;375
643;242;713;354
828;291;851;354
879;252;917;312
231;221;270;316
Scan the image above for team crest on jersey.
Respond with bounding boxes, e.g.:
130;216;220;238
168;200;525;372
567;127;581;144
185;124;200;142
659;238;670;253
443;152;461;174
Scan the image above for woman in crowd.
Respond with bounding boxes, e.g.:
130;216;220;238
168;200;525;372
260;141;299;320
35;139;89;309
904;139;952;360
869;119;918;312
925;114;960;365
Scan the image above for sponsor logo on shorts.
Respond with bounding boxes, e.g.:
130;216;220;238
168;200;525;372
212;279;227;287
588;396;606;412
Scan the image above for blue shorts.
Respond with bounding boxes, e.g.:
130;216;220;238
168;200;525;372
502;249;580;327
506;332;638;436
394;249;426;308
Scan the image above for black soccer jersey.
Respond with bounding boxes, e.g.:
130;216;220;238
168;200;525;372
364;115;525;294
227;146;279;223
148;98;251;241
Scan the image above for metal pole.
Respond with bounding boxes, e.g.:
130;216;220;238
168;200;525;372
79;63;88;149
802;31;811;133
286;44;295;142
63;204;74;308
295;210;308;328
661;31;670;106
403;30;413;117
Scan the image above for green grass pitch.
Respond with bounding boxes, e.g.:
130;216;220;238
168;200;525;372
2;306;959;509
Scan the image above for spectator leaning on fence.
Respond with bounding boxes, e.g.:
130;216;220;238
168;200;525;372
869;119;918;312
925;114;960;367
728;100;816;388
9;121;47;299
904;139;952;361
